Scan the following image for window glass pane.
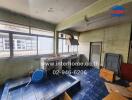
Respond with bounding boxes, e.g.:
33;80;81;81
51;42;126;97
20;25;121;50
0;37;3;50
59;38;69;53
31;28;54;36
26;40;32;50
69;46;73;53
13;34;37;56
38;37;53;54
63;39;68;52
0;32;10;58
4;39;10;50
74;36;78;40
59;34;78;53
59;38;63;53
69;45;78;53
0;21;29;33
73;45;78;52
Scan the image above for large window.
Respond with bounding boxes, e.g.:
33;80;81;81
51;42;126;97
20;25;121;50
31;28;54;36
0;21;78;58
0;21;54;58
59;38;63;53
13;34;37;56
63;39;68;52
0;21;29;33
32;28;54;54
58;33;68;53
59;33;78;53
0;32;10;58
38;37;53;54
69;45;78;53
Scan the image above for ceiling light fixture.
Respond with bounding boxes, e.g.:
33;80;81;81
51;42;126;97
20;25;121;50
48;8;54;12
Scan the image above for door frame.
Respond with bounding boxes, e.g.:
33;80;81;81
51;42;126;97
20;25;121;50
89;41;102;68
127;24;132;63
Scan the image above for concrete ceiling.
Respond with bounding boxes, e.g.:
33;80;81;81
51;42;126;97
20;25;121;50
0;0;97;24
70;2;132;32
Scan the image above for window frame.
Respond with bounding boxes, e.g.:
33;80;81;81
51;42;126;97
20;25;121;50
0;25;54;59
37;36;54;55
0;21;78;59
3;38;10;51
0;21;30;33
58;36;69;54
58;33;78;54
0;37;3;51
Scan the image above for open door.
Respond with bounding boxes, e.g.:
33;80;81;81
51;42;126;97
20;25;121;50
90;42;102;68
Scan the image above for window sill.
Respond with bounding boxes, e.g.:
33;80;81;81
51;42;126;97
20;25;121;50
0;54;55;61
0;52;78;61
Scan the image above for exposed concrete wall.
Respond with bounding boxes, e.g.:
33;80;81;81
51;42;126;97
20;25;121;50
79;22;131;66
0;9;55;85
56;0;132;31
0;9;79;85
0;58;40;85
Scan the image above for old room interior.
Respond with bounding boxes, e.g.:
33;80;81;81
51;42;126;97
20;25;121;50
0;0;132;100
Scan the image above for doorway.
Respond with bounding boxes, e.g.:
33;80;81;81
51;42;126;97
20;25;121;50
89;42;102;68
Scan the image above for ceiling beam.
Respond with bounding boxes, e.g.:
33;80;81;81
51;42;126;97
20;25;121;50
56;0;132;31
0;8;56;31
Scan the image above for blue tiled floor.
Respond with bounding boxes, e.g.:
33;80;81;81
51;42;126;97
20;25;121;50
0;86;4;99
72;67;108;100
1;74;79;100
0;67;108;100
